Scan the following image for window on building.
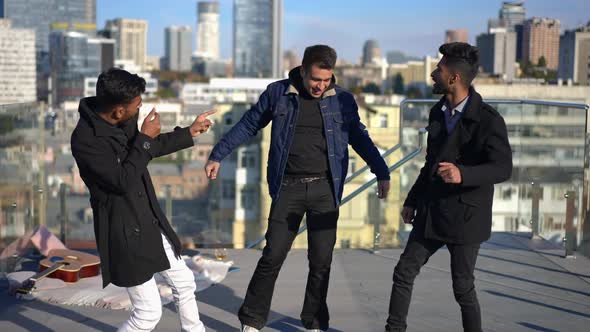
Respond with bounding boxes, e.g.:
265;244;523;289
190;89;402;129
240;187;257;210
379;114;388;128
551;185;570;201
241;151;257;168
501;187;512;200
222;180;235;199
519;184;543;200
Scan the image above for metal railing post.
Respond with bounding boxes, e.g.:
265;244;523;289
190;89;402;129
530;182;542;239
59;183;68;245
564;191;577;258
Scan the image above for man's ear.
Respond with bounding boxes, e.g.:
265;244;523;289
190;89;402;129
112;105;125;121
300;66;306;78
449;72;460;86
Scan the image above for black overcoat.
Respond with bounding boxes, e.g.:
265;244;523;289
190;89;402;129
405;87;513;244
71;97;194;287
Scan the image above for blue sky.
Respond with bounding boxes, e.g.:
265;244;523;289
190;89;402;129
97;0;589;62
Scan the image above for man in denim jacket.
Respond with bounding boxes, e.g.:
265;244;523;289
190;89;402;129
205;45;390;332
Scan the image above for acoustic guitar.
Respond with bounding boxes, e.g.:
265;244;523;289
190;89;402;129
16;249;100;295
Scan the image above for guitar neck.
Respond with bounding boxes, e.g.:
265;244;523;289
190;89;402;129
30;262;66;282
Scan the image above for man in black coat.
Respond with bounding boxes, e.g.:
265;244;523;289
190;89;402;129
71;68;215;332
385;43;513;332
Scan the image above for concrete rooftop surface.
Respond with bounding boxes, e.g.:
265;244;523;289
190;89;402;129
1;232;589;332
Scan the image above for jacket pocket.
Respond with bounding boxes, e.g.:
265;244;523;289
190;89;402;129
459;194;479;207
123;223;141;253
333;111;354;124
333;113;351;145
458;195;477;223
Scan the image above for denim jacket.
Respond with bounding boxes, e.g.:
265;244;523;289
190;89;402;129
209;72;390;206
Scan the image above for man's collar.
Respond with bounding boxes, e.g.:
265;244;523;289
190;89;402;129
285;83;337;99
78;97;130;137
441;95;470;115
284;66;337;99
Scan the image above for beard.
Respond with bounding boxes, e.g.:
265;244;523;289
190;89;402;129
432;81;449;95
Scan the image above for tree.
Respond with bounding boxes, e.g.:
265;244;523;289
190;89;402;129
519;59;533;77
156;87;176;99
362;82;381;95
351;86;363;95
393;73;405;94
405;86;423;99
538;56;547;68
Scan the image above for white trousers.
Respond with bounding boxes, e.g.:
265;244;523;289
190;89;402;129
117;233;206;332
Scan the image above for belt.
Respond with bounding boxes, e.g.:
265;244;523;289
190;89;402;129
282;176;326;186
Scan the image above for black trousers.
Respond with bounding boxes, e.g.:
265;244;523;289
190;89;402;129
386;229;482;332
238;178;339;330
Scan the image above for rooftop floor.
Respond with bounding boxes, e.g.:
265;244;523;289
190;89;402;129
1;232;589;331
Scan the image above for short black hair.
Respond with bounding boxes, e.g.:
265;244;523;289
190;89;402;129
438;42;479;86
302;45;337;71
95;68;146;111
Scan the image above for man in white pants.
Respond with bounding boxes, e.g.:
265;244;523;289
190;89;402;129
71;68;215;331
118;234;204;331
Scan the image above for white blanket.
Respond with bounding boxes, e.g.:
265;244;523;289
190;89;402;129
4;255;232;310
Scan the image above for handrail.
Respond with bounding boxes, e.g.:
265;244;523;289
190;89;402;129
400;98;589;111
245;128;427;249
344;143;401;184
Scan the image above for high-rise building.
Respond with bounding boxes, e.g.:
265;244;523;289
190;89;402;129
233;0;282;78
445;29;468;43
362;39;382;66
477;27;517;81
165;26;193;71
559;23;590;85
104;18;148;69
0;0;4;18
491;2;526;61
3;0;96;101
499;1;525;29
0;19;36;104
3;0;96;53
523;17;560;69
84;0;95;25
50;30;114;105
196;1;220;59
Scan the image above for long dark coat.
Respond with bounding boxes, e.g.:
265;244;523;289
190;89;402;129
71;97;194;287
405;87;513;244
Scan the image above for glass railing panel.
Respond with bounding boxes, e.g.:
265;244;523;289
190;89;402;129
398;99;589;256
397;100;436;245
0;103;46;271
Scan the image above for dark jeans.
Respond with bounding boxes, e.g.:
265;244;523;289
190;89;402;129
238;178;339;331
386;229;482;332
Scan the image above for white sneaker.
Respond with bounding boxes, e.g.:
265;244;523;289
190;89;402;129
306;329;323;332
241;325;260;332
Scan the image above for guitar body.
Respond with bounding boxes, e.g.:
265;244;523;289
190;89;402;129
38;249;100;283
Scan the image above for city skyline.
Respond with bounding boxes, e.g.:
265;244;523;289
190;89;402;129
97;0;589;62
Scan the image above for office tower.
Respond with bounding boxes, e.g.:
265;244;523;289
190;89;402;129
362;39;382;66
523;17;560;69
50;30;115;104
103;18;148;69
165;26;193;71
0;19;36;103
3;0;95;53
196;1;220;59
559;23;590;85
233;0;282;78
477;27;517;81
